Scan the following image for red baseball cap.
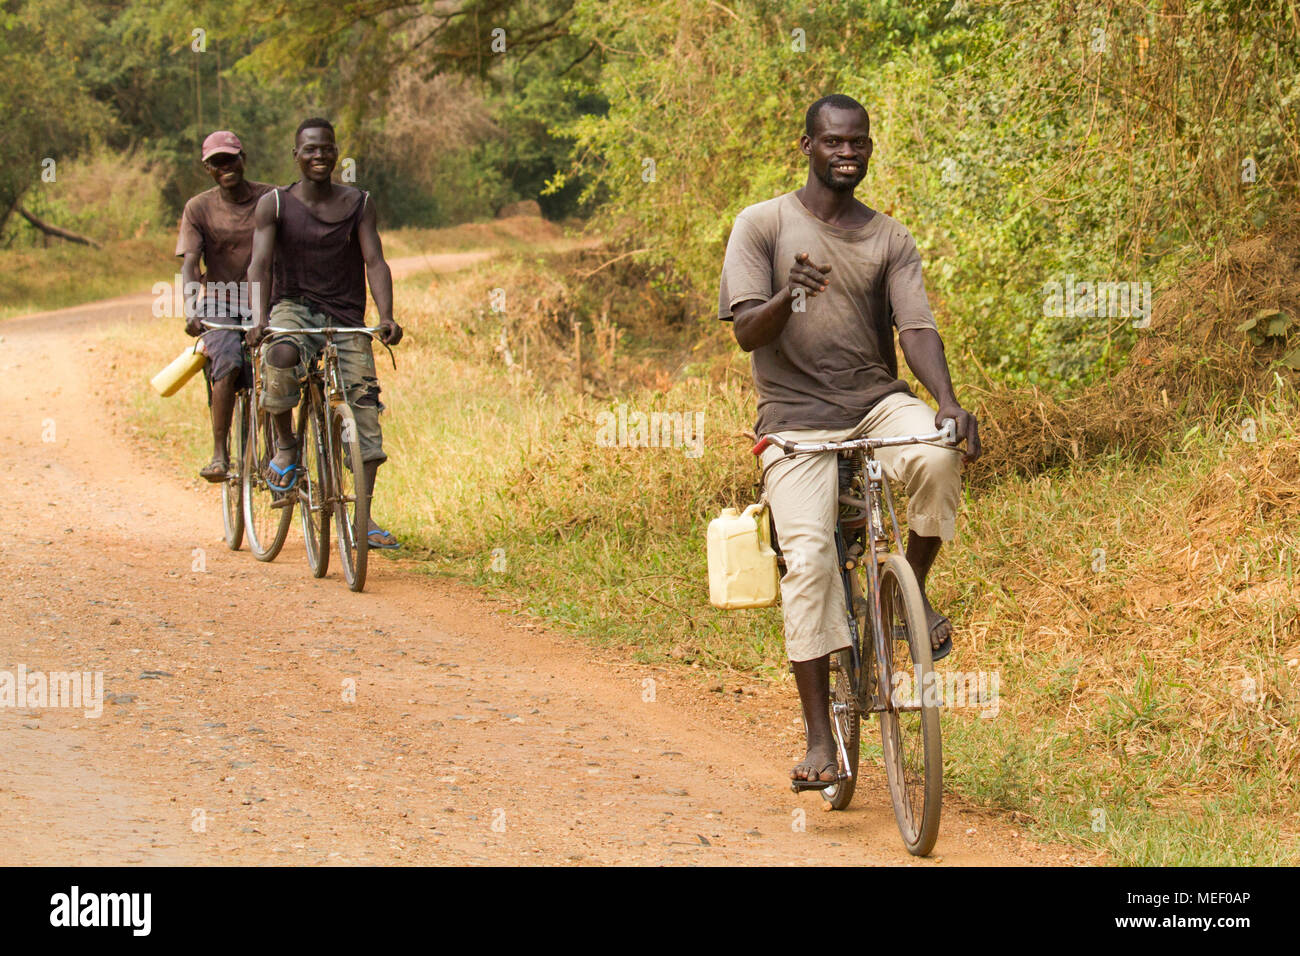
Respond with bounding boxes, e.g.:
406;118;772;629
201;130;243;162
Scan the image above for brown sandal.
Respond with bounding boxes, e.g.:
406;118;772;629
199;458;229;482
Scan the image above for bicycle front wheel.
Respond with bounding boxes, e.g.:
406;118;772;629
242;404;294;562
299;388;330;578
329;403;369;592
876;551;942;856
222;390;247;551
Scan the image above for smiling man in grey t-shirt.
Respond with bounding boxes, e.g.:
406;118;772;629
719;94;981;790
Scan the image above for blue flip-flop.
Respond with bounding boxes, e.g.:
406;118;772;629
367;528;401;550
264;459;302;494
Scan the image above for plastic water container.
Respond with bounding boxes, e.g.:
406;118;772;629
150;339;208;397
707;503;780;609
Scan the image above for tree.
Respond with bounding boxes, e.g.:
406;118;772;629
0;0;109;234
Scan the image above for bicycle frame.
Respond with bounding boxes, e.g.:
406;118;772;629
754;420;957;717
838;453;907;716
199;321;252;549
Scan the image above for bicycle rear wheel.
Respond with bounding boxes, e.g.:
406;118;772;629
222;391;247;551
299;388;330;578
875;551;942;855
242;404;294;562
329;403;369;592
820;645;861;810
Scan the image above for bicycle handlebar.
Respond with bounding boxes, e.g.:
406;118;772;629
198;320;247;331
264;326;379;336
752;418;958;457
260;323;397;370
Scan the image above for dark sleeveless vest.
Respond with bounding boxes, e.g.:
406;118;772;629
271;184;369;326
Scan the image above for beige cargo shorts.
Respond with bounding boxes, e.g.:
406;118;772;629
760;391;961;662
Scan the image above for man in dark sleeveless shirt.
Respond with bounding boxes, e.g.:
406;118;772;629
176;130;273;481
246;117;404;549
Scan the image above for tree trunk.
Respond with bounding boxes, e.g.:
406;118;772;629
0;196;17;236
16;205;101;248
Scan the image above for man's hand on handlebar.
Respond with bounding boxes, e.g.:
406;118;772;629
936;403;981;463
377;317;403;346
184;314;204;337
246;321;271;349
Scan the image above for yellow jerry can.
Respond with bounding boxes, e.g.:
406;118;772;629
707;503;780;609
150;339;208;397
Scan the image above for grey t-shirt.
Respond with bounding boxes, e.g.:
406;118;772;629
718;191;938;434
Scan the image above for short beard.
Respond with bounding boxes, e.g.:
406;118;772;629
815;165;863;193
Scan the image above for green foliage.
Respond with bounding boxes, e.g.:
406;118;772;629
15;148;170;246
9;0;1299;386
220;0;600;221
557;0;1300;387
0;0;109;218
1238;309;1295;347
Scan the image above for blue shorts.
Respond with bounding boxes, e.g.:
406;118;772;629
200;327;250;389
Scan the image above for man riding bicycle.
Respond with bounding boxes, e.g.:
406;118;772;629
719;94;982;788
245;117;404;550
176;130;273;482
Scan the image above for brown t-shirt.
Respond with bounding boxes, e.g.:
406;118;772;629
718;191;938;434
175;181;273;317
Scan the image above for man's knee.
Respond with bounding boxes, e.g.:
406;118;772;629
266;342;299;369
776;535;838;584
209;367;239;389
348;376;381;408
349;403;385;463
259;356;300;412
905;446;961;541
910;445;961;492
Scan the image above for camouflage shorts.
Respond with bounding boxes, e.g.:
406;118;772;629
258;298;386;464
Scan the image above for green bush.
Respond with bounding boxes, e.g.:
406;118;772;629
555;0;1300;388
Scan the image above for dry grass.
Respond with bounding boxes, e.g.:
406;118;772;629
0;233;175;320
934;411;1300;862
383;216;569;258
961;208;1300;485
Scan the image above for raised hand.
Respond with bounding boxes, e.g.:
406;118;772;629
787;251;832;300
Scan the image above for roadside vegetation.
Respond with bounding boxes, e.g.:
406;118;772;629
103;217;1300;864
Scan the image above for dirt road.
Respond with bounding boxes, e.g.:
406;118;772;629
0;253;1079;866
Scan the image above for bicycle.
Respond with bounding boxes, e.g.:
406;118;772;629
752;418;958;856
261;325;383;593
199;321;251;552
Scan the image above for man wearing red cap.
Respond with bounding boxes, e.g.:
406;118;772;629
176;130;274;481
